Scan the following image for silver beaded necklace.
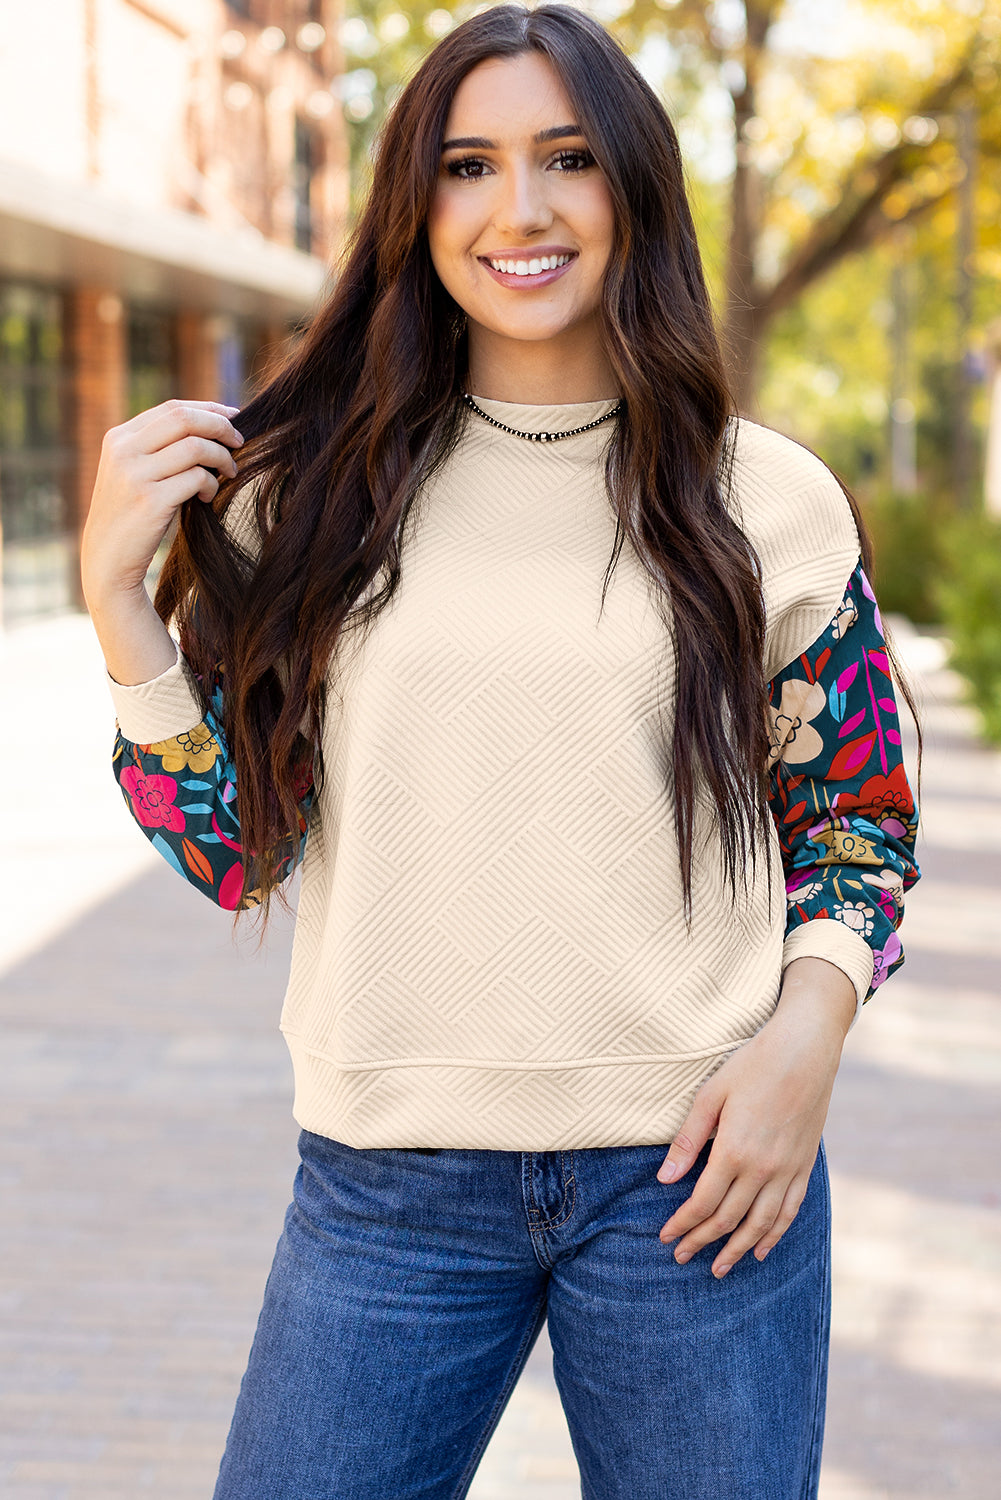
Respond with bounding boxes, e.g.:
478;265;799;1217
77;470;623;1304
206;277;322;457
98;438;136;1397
461;391;623;443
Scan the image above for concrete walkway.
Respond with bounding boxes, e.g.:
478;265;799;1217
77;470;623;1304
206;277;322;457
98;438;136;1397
1;612;999;1499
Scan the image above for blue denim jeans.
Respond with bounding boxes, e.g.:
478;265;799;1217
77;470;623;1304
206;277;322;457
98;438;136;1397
214;1130;831;1500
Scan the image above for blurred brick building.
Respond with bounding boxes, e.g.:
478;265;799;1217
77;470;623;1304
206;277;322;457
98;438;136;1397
0;0;348;626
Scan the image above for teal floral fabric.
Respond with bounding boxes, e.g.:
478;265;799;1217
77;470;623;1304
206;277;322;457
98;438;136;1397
767;561;920;997
112;561;919;999
112;669;313;910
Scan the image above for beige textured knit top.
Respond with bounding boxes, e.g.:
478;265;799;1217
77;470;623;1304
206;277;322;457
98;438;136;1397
109;401;870;1150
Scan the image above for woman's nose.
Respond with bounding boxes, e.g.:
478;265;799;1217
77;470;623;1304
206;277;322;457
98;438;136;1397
494;164;554;238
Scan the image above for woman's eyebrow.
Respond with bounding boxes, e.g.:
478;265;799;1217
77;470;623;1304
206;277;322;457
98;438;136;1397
441;124;584;150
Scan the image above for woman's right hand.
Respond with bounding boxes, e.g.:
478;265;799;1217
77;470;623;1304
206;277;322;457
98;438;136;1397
81;398;245;687
81;398;245;606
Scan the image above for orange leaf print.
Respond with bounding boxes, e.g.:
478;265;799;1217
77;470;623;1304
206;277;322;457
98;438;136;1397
828;731;877;782
182;837;214;884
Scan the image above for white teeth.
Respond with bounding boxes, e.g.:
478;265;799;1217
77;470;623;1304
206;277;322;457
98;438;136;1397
488;253;572;275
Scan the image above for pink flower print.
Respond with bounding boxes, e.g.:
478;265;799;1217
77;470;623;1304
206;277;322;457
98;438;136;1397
860;568;884;638
871;931;903;988
215;862;260;911
768;679;826;766
120;766;185;833
218;861;246;911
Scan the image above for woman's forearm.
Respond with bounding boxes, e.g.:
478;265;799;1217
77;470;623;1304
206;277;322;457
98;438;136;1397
85;580;179;687
772;956;857;1045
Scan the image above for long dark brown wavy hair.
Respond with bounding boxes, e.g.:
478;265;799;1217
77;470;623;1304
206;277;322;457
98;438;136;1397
155;2;906;917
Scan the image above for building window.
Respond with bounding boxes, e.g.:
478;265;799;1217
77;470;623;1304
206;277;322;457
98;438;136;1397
212;313;267;408
0;282;73;626
128;305;177;417
293;118;314;253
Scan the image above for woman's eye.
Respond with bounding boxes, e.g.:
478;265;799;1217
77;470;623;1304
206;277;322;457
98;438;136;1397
443;150;594;179
550;149;594;172
445;156;492;180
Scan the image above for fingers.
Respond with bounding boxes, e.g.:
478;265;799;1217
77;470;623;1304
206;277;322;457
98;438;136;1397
139;402;245;459
706;1172;809;1278
662;1169;786;1271
115;400;245;512
659;1156;810;1277
751;1174;809;1263
99;403;244;499
656;1084;721;1187
707;1180;789;1278
127;398;242;434
658;1146;746;1249
156;466;222;506
143;433;240;485
113;402;244;477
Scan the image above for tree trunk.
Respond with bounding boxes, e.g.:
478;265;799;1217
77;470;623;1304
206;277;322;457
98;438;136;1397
721;1;775;413
722;290;768;416
723;114;766;414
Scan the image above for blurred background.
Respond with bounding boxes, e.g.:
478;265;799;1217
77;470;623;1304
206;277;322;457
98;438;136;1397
2;0;1001;712
1;3;999;1498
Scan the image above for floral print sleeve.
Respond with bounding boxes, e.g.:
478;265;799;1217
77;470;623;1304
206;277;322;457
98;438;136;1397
113;666;315;910
767;560;921;1000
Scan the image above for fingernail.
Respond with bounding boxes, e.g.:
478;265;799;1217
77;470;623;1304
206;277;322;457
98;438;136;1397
675;1250;691;1264
232;430;244;444
658;1161;678;1182
713;1264;731;1279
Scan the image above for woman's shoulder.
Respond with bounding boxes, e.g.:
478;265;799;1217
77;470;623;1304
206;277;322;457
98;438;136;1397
726;418;862;678
728;417;848;507
725;416;859;560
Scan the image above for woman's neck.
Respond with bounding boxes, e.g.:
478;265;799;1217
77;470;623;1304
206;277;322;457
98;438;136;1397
466;322;620;404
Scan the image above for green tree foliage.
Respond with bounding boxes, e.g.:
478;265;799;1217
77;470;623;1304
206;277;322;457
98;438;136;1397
332;2;1001;655
335;1;1001;411
937;512;1001;742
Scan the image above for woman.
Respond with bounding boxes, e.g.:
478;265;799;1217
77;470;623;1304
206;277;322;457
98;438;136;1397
81;7;920;1497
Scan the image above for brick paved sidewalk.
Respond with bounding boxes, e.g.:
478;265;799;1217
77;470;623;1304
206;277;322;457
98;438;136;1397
1;614;999;1498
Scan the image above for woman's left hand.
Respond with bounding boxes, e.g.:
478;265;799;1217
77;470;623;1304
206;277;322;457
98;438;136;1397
656;956;857;1278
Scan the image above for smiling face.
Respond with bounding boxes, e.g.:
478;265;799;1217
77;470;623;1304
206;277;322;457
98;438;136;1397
426;51;618;399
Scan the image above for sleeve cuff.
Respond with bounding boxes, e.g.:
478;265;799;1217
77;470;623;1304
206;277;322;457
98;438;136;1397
781;918;875;1027
107;642;206;743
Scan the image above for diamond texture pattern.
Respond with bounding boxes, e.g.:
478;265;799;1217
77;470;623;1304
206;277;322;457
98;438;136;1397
275;408;862;1148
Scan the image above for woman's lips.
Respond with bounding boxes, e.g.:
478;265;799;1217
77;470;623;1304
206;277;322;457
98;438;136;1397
478;252;577;289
